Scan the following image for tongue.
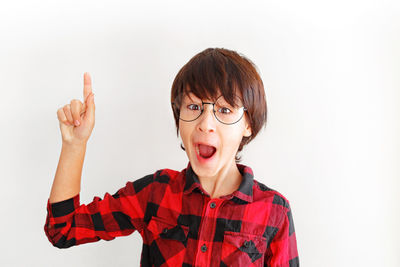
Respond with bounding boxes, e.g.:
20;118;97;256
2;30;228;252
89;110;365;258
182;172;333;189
199;144;216;158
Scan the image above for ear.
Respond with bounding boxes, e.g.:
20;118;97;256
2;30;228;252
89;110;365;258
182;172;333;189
243;118;252;137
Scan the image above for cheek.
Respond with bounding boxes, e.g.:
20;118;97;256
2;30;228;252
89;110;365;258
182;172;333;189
219;126;245;152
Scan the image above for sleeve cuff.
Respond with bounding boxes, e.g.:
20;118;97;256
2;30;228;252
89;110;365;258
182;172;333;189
47;194;80;218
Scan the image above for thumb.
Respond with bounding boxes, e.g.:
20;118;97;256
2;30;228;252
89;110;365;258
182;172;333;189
84;93;95;122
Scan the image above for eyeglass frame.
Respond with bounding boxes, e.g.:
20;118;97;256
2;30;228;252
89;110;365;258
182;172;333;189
171;95;248;125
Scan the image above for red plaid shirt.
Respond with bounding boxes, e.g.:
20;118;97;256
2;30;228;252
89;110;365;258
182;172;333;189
44;162;299;266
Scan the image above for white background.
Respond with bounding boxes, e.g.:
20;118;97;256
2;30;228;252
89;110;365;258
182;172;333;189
0;0;399;266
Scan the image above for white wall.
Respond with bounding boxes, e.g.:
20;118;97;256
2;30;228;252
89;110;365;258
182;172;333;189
1;0;399;266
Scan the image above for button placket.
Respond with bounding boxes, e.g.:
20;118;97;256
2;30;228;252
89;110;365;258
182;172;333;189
195;198;224;266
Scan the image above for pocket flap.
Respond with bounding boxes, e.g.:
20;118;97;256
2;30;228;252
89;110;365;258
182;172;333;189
223;231;266;254
147;216;189;242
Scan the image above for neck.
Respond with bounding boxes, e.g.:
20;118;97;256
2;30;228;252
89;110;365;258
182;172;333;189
198;161;242;199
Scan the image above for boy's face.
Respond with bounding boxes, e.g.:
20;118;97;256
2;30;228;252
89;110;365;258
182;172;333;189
179;92;252;179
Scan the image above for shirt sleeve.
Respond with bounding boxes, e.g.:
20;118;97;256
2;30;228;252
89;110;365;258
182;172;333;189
44;173;155;248
265;200;299;267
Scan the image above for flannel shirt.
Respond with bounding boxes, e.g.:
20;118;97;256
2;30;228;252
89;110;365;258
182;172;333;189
44;162;299;266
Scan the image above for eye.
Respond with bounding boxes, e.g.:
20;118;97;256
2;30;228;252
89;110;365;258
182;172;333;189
188;104;201;111
218;107;232;114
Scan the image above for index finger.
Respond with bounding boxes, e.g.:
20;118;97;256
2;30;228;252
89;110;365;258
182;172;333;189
83;72;92;102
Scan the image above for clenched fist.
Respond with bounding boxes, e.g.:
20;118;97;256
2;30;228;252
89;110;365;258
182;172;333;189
57;72;95;145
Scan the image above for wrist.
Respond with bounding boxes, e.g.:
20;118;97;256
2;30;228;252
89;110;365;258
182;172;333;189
62;140;87;149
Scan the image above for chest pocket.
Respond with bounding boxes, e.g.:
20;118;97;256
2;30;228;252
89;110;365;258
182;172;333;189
221;231;267;267
147;216;189;249
146;216;190;266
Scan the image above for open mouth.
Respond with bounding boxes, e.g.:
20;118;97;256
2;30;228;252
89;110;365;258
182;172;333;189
195;143;217;159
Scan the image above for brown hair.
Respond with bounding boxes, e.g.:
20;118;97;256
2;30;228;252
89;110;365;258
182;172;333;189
170;47;267;162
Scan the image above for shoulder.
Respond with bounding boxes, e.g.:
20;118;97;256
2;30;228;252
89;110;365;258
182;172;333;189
253;179;291;210
129;167;184;193
251;179;295;230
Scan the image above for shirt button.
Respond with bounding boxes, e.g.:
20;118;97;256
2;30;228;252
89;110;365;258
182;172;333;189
243;241;250;247
210;202;216;208
162;228;168;234
200;244;207;252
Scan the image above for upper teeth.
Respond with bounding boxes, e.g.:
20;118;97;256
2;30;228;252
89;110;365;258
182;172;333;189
196;145;200;155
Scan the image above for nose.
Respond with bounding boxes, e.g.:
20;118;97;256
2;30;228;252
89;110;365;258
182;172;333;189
197;103;216;133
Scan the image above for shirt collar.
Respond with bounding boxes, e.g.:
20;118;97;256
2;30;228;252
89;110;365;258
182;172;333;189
183;161;254;203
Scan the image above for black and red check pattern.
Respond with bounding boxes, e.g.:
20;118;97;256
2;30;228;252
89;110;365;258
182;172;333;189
44;162;299;266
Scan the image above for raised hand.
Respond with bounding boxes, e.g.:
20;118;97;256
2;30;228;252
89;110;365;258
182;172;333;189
57;72;96;145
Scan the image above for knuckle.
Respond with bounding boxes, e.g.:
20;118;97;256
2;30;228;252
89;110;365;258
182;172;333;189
57;110;64;119
63;108;72;119
71;101;83;114
70;105;78;113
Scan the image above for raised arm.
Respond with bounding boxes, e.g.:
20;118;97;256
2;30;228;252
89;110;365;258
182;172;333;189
45;74;152;248
49;72;95;203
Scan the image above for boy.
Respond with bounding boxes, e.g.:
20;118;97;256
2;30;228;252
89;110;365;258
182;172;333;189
45;48;299;266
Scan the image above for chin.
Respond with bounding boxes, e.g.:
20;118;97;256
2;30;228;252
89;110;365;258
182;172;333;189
189;151;219;177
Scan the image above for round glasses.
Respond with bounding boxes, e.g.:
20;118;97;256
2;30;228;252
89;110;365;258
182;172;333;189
172;94;247;125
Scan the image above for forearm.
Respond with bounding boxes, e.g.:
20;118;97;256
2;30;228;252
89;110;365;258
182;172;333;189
49;142;87;203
